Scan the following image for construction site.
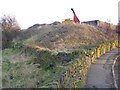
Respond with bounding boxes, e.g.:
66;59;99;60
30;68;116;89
1;8;120;89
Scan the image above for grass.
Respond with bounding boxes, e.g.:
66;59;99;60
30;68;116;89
2;44;86;88
1;40;105;88
2;42;109;88
2;23;118;88
2;48;68;88
75;76;86;88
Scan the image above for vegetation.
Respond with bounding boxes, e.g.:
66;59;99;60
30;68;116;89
2;20;118;88
0;15;21;49
2;48;66;88
0;15;20;32
116;24;120;35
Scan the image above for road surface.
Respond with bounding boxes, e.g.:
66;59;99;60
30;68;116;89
114;55;120;88
85;48;119;88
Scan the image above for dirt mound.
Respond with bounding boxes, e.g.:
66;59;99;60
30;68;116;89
14;23;118;51
2;23;118;88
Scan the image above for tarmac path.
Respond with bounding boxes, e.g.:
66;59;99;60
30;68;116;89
85;48;119;88
114;55;120;88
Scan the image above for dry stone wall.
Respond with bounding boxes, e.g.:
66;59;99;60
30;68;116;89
47;40;120;88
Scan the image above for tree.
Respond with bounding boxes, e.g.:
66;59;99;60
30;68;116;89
0;15;21;49
0;15;20;32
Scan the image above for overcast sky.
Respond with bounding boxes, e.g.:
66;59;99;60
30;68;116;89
0;0;119;29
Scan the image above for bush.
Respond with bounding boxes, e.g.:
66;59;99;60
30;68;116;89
2;31;21;49
0;15;20;32
1;15;21;49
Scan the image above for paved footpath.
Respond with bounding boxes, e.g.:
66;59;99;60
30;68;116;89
85;48;119;88
114;55;120;88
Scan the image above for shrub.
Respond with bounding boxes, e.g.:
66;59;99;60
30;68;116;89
0;15;20;32
2;31;21;49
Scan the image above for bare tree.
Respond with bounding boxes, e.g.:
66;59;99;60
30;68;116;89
0;15;20;32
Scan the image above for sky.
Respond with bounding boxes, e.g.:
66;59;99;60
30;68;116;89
0;0;119;29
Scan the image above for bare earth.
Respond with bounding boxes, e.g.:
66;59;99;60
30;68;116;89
85;48;119;88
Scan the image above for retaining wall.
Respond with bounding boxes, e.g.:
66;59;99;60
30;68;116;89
47;40;120;88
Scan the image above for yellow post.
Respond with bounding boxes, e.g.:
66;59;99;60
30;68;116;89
97;47;100;58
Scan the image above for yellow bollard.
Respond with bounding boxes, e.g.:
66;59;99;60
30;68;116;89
97;47;100;58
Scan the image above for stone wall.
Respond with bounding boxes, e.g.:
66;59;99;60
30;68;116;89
47;40;120;88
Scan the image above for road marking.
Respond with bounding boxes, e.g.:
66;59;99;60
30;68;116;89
112;55;120;89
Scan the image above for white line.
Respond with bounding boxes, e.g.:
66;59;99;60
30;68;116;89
112;55;120;89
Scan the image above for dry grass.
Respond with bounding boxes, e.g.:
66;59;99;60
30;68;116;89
18;24;117;51
2;23;118;88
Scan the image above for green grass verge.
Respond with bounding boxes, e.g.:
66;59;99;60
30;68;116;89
2;48;67;88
